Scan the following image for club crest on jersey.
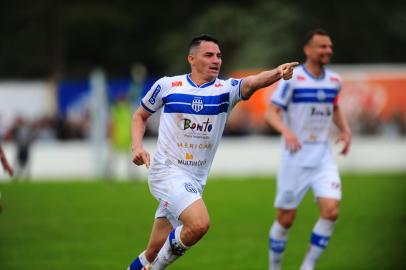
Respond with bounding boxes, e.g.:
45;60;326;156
317;89;327;101
191;97;204;112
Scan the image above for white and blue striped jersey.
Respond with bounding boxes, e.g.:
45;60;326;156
271;64;342;167
141;74;243;184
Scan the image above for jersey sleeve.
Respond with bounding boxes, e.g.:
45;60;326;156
333;74;343;106
226;78;243;109
140;77;166;113
271;79;294;110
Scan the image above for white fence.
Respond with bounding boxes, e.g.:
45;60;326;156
0;136;405;182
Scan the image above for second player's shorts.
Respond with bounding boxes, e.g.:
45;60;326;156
148;167;205;227
274;162;342;209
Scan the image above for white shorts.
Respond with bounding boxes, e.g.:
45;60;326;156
148;167;204;227
274;163;342;209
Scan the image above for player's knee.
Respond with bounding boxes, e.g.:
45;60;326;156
191;219;210;237
184;220;210;241
278;211;296;228
322;206;339;221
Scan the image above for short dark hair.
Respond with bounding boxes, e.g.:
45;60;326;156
304;28;330;45
189;34;219;54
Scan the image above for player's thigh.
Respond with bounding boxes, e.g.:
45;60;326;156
275;164;311;209
179;198;210;228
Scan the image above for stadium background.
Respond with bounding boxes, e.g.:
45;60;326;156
0;0;405;269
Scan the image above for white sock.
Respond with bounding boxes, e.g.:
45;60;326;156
269;221;289;270
150;225;189;270
128;250;149;270
300;218;336;269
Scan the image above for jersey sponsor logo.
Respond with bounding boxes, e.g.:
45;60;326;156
148;85;161;104
178;153;207;167
191;97;204;112
186;152;193;160
177;118;213;133
330;76;339;82
215;83;223;87
231;79;239;86
171;81;183;87
178;159;207;167
177;142;212;149
297;75;306;81
310;106;332;117
184;182;198;193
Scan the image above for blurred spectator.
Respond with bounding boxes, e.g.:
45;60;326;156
109;93;134;179
129;62;147;109
10;116;35;180
34;116;57;142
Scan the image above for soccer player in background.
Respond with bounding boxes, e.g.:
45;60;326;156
266;29;351;270
127;34;298;270
0;144;14;213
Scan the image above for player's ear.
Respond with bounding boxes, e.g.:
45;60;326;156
187;54;194;65
303;45;310;57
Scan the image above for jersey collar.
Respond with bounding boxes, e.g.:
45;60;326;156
186;74;216;88
302;64;326;81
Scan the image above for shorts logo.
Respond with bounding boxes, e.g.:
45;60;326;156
231;79;239;86
192;97;204;112
149;85;161;104
184;183;197;193
331;181;341;189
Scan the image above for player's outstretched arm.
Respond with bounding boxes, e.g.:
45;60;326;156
333;105;352;155
131;107;152;168
265;104;302;153
0;145;13;176
241;62;299;100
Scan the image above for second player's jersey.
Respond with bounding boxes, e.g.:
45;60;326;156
271;64;342;167
142;74;243;184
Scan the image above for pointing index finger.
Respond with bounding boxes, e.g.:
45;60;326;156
287;62;299;68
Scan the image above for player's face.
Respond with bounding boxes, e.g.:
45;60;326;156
305;34;333;65
189;41;222;82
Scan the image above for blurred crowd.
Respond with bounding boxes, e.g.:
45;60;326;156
1;104;405;146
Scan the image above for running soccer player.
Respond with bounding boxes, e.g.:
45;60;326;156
127;34;298;270
266;29;351;270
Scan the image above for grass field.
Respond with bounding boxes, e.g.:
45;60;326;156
0;173;405;270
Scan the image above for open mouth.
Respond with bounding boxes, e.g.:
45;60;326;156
209;67;219;72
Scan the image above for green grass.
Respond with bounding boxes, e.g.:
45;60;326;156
0;173;405;270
